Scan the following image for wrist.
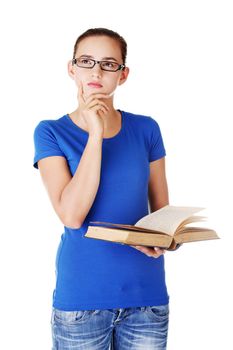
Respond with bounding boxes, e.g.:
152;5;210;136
88;134;103;143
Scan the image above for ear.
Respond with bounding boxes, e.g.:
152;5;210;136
67;59;76;80
118;66;130;86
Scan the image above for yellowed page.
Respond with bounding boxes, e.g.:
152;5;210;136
174;228;219;243
176;216;206;233
135;205;204;235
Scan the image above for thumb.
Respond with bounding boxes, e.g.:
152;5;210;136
154;247;165;254
78;81;85;104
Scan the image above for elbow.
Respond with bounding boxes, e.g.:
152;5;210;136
60;213;83;229
63;218;82;229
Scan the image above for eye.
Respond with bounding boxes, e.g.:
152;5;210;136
77;58;93;66
102;61;118;69
81;59;91;64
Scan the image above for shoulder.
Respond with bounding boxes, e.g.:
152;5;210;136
123;111;166;161
34;114;67;130
123;110;162;135
33;115;67;137
33;115;67;169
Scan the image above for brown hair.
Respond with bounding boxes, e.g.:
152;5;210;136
72;28;127;64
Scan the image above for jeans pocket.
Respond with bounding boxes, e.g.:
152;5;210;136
147;304;169;321
53;308;90;325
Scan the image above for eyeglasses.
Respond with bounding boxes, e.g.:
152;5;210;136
72;58;125;72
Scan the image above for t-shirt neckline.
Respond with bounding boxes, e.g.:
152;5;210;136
65;110;125;141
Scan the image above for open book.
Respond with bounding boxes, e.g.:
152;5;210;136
85;205;219;250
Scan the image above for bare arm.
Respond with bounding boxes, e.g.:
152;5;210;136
38;135;103;229
148;157;169;212
131;157;169;257
37;85;110;228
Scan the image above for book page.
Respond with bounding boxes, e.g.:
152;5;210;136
89;221;168;234
135;205;204;235
174;227;219;243
175;216;206;233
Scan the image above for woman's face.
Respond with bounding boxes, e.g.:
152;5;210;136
68;35;129;98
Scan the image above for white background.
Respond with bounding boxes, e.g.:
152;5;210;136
0;0;232;349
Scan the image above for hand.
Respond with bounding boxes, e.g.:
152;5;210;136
130;245;166;258
77;81;110;138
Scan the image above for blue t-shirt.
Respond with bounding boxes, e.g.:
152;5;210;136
33;110;169;311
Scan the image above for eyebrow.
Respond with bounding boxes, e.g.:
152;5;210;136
79;54;118;62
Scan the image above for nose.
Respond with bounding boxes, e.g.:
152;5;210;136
91;61;102;77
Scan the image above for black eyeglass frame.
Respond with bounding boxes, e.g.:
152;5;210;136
72;58;125;72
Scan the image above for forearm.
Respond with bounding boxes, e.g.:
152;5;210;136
148;158;169;212
60;136;103;228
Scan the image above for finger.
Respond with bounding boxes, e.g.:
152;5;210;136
87;99;110;110
92;105;109;115
152;247;165;258
84;101;109;115
132;245;165;258
135;245;152;252
148;251;163;258
78;81;85;104
84;93;111;105
97;108;107;117
134;246;154;255
153;247;165;254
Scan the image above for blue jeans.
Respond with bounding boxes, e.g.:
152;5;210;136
51;304;169;349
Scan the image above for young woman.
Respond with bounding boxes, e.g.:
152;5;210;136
33;28;170;350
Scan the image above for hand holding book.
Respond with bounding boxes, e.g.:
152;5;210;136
85;205;219;251
130;245;167;258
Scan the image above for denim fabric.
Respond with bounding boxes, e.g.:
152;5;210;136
51;304;169;349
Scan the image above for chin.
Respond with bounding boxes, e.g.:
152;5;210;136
85;87;113;97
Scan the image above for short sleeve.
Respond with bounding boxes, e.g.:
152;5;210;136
148;118;166;162
33;121;66;169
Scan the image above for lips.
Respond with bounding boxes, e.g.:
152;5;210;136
87;82;103;88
